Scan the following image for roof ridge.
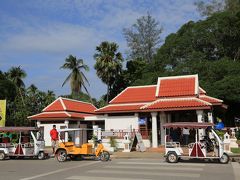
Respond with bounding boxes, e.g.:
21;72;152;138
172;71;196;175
61;97;97;108
199;95;223;102
42;97;63;112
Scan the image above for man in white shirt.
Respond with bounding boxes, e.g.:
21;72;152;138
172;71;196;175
182;128;190;145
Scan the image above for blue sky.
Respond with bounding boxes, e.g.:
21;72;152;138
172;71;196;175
0;0;202;99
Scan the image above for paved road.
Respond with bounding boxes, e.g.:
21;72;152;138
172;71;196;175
0;158;239;180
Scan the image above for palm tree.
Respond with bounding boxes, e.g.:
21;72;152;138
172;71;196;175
94;41;123;102
7;66;27;106
60;55;90;97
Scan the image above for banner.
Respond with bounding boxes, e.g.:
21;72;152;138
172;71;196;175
0;100;6;127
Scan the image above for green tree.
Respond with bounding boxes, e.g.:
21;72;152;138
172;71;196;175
0;71;17;101
94;41;123;102
7;66;26;106
60;55;90;98
123;13;163;62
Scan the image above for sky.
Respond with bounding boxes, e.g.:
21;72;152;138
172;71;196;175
0;0;202;100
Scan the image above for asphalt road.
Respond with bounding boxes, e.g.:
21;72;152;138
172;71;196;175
0;158;239;180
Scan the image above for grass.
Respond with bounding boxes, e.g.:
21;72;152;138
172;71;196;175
231;147;240;154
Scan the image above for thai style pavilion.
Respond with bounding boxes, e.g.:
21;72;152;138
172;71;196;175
29;74;224;147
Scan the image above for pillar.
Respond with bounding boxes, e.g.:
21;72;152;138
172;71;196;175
208;112;213;123
36;121;41;127
196;110;205;140
167;113;171;123
64;120;69;142
151;112;158;148
160;112;167;145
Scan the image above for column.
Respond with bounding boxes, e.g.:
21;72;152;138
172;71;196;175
167;113;171;123
208;112;213;123
64;120;69;142
196;110;205;139
36;121;41;127
160;112;167;145
151;112;158;148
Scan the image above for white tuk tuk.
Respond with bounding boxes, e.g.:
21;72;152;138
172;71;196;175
0;127;47;160
163;122;229;164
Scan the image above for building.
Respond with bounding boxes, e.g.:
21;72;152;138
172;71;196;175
29;74;225;148
28;97;97;146
85;74;224;147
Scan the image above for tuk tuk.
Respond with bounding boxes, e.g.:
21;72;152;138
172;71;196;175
0;127;47;160
55;128;110;162
163;122;229;164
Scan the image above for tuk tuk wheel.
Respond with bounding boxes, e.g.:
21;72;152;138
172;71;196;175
99;151;110;161
166;152;178;163
56;149;67;162
37;151;45;160
219;153;229;164
0;152;5;160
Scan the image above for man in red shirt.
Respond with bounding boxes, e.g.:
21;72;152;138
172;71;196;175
50;125;59;154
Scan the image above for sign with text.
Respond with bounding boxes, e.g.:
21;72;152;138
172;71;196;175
0;100;6;127
130;132;146;152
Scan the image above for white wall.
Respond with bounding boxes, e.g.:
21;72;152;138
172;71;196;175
105;115;138;130
37;122;81;146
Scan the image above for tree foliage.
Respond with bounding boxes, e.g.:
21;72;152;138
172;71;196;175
195;0;240;16
123;13;163;62
94;41;123;102
0;68;56;126
61;55;90;97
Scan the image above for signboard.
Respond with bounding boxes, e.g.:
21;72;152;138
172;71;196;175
130;132;146;152
0;100;6;127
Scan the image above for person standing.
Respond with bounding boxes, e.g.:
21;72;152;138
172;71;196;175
50;125;59;154
182;128;190;145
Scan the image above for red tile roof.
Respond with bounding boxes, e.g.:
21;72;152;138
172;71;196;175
62;98;96;113
141;98;211;111
199;95;222;105
199;87;206;95
43;97;96;113
29;97;96;121
95;104;146;113
156;75;198;97
109;85;157;104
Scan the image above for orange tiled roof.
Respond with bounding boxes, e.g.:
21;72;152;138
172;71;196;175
156;75;198;97
95;103;146;113
199;95;223;105
141;98;211;111
43;97;96;113
109;85;157;104
29;97;96;120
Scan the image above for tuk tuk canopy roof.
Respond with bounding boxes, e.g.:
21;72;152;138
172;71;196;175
163;122;214;129
0;127;38;132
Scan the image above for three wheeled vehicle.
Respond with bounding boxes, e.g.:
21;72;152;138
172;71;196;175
55;128;110;162
0;127;47;160
163;122;229;164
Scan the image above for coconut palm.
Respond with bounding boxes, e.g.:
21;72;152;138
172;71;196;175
60;55;90;97
7;66;26;106
94;41;123;102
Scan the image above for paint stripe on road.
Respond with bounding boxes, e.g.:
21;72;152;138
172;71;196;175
117;162;206;167
66;176;151;180
104;165;204;171
88;170;200;178
19;161;99;180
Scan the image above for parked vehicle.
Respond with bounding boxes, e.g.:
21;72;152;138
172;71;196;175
55;128;110;162
0;127;47;160
163;122;229;164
